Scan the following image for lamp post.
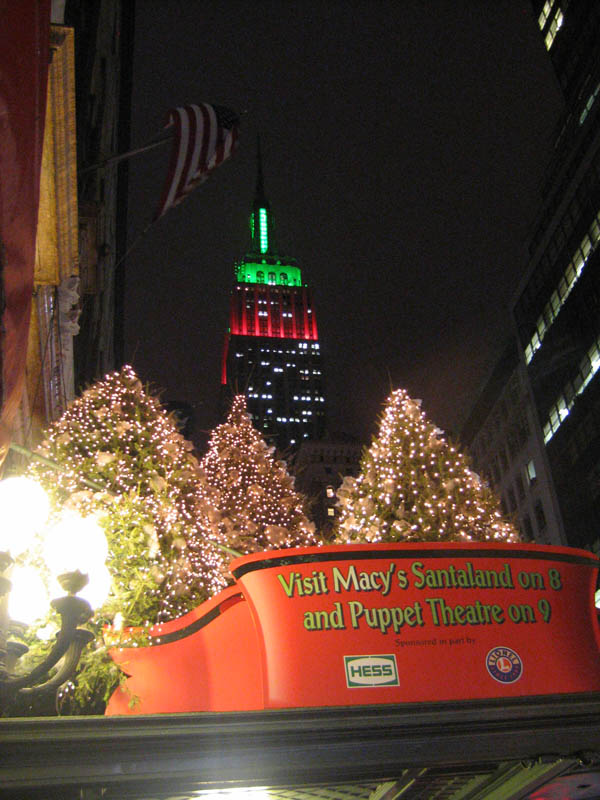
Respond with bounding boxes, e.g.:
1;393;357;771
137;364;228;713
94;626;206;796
0;477;109;713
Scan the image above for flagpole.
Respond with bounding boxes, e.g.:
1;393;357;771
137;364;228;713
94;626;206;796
79;134;172;175
113;219;155;275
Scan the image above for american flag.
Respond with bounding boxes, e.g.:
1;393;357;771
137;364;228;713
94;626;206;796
155;103;239;219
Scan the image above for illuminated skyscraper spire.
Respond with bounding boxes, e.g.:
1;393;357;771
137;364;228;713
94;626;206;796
250;136;275;257
221;143;326;451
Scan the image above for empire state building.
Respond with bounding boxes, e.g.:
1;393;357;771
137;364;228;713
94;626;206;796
221;153;326;451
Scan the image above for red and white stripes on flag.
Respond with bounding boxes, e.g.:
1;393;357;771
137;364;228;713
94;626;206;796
155;103;239;219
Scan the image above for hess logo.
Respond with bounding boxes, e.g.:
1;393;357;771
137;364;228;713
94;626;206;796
344;655;399;688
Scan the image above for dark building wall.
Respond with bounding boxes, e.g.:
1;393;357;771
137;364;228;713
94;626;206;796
512;2;600;549
66;0;134;388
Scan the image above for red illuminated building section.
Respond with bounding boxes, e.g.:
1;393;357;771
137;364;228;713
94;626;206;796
228;284;318;340
222;150;326;450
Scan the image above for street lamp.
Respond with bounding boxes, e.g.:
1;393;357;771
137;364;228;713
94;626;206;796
0;477;109;713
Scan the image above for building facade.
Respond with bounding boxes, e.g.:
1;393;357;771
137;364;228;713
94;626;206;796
222;156;326;451
461;341;566;546
512;1;600;550
293;435;363;536
67;0;134;388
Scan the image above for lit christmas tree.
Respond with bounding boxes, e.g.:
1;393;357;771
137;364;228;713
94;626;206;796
17;366;227;713
336;389;519;544
197;395;318;560
29;365;227;625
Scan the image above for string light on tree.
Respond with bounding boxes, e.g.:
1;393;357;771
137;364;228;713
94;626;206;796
196;395;318;570
28;365;228;622
335;389;519;544
21;366;226;712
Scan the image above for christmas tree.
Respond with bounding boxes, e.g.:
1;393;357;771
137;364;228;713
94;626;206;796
18;366;227;713
28;365;226;624
336;389;519;544
197;395;318;560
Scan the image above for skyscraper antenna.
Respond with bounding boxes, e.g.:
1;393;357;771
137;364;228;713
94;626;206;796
255;134;266;205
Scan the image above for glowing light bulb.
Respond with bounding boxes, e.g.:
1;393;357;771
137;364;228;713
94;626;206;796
9;566;50;624
0;476;50;556
43;511;108;578
78;563;112;609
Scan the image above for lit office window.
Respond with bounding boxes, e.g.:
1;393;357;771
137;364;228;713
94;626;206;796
543;334;600;443
580;83;600;125
538;0;554;30
525;212;600;364
544;8;563;49
525;459;537;485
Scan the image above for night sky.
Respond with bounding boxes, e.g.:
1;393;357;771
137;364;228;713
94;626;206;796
123;1;564;449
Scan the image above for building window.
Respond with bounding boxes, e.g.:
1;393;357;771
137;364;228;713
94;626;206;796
280;272;288;285
525;211;600;365
544;7;563;50
580;83;600;126
256;270;264;283
268;272;276;284
326;486;335;498
589;458;600;500
327;507;335;517
525;459;537;485
534;500;547;531
491;463;500;487
538;0;554;30
515;475;525;502
522;515;534;541
543;333;600;444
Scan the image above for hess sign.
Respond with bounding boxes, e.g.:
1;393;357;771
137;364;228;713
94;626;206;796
344;654;399;687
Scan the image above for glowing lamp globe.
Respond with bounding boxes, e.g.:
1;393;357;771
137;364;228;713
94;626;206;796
0;476;50;557
42;511;108;580
78;563;111;609
8;565;50;625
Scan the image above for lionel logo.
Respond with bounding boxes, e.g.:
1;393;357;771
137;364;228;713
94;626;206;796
344;654;399;687
486;646;523;684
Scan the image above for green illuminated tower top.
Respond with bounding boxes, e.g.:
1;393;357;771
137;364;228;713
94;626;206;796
236;139;303;287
